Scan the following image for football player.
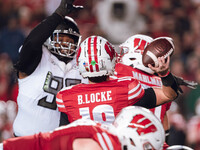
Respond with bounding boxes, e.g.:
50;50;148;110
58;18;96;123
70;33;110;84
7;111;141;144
12;0;88;137
114;34;172;142
56;35;179;125
114;34;198;143
0;106;166;150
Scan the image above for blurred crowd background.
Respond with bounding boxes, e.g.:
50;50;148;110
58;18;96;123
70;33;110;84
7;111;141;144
0;0;200;149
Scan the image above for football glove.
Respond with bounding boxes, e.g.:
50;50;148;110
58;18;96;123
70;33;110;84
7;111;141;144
174;75;198;89
173;75;198;94
55;0;83;17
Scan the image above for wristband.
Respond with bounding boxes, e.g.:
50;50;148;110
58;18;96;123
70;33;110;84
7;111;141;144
165;129;170;144
161;72;179;94
158;71;170;77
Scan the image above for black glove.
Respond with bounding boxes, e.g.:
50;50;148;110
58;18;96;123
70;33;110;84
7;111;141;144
55;0;83;17
174;75;198;89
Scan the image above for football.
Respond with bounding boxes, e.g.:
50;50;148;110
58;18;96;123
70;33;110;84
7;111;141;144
142;37;174;67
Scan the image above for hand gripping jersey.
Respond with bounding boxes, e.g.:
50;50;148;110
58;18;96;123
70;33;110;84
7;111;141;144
3;119;122;150
56;77;145;124
114;63;171;123
13;47;88;136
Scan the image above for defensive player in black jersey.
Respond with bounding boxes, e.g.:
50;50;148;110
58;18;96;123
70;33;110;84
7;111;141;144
13;0;87;137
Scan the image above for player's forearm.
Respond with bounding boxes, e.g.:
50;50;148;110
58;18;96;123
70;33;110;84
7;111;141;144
23;13;63;48
14;13;63;75
155;73;178;105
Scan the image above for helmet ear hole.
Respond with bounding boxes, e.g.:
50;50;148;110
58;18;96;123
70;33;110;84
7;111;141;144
129;138;135;146
123;145;128;150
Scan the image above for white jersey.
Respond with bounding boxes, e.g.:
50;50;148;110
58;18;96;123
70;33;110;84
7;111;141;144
13;47;88;136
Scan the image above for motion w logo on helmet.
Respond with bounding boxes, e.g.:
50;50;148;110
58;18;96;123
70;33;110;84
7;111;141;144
128;114;157;135
105;42;115;61
133;38;150;54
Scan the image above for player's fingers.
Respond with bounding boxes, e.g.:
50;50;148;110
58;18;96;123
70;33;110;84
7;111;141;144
148;64;155;70
157;57;164;68
166;56;170;66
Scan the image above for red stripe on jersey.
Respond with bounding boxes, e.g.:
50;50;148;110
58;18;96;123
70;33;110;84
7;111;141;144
56;91;62;99
93;36;99;71
88;37;93;72
128;80;144;104
76;47;81;65
96;128;111;149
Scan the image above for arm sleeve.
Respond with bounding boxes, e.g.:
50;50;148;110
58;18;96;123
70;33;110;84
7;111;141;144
59;112;70;126
134;88;157;109
14;13;63;75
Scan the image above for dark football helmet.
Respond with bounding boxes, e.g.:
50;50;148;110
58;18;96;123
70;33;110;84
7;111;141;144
45;16;81;60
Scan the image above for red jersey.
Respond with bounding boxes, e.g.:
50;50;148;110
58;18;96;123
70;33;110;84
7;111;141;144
56;77;144;124
3;119;121;150
114;63;171;123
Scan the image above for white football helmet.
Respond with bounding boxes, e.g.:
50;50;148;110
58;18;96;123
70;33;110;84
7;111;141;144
119;34;154;74
113;106;165;150
77;36;116;78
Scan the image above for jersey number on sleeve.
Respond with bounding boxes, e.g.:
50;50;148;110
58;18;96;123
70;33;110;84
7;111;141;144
38;71;81;110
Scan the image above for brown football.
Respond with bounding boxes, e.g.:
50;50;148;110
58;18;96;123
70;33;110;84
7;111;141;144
142;37;174;67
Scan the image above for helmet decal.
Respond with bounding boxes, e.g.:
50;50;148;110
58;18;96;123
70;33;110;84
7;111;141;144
77;36;116;78
128;114;157;136
120;34;154;74
133;38;150;54
105;41;115;61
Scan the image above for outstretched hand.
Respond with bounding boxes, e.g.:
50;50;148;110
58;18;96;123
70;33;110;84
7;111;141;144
55;0;83;17
148;56;170;77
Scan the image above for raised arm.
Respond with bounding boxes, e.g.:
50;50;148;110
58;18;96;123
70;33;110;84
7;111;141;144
149;56;179;105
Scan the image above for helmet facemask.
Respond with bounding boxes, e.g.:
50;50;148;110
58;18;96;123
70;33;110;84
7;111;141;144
45;16;81;60
50;31;81;58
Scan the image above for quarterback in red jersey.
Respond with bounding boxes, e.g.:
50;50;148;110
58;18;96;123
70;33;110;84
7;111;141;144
114;34;172;139
114;34;197;143
0;106;166;150
56;35;179;126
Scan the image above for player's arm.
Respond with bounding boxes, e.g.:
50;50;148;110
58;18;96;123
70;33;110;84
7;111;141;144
148;56;179;106
134;56;178;108
1;133;50;150
14;0;81;78
14;13;63;78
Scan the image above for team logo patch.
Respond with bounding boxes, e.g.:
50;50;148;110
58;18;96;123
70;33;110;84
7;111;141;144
91;60;96;66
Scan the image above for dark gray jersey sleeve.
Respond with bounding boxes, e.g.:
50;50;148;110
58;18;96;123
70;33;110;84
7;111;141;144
14;13;63;75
